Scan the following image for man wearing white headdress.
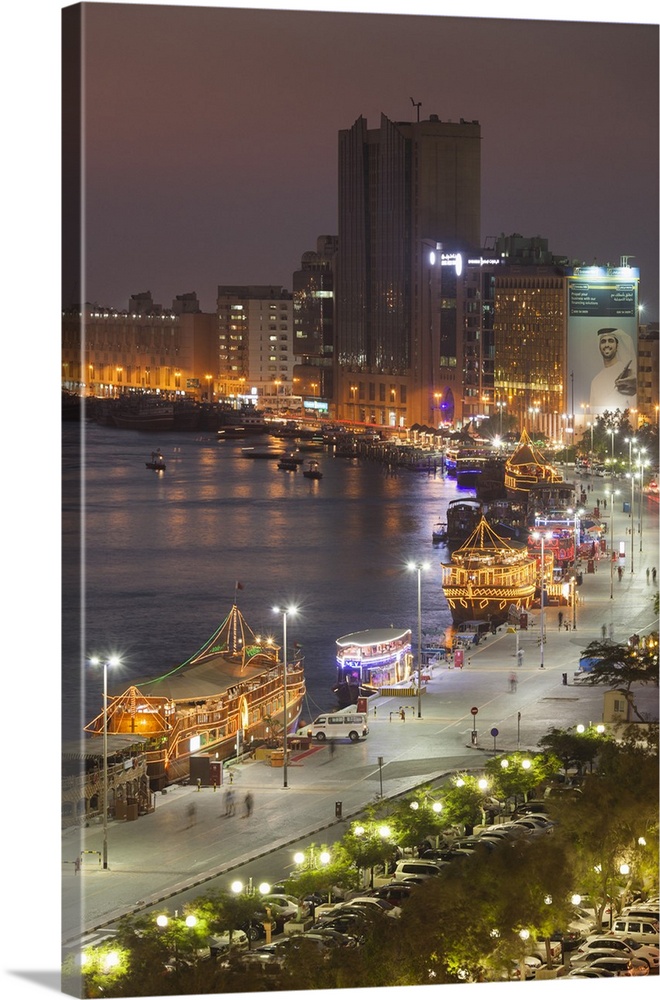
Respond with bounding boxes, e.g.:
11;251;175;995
589;327;637;413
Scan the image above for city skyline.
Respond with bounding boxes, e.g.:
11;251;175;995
63;1;659;322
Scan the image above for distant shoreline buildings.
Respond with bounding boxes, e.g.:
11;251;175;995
62;112;658;435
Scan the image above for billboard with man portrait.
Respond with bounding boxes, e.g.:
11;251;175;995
567;267;639;426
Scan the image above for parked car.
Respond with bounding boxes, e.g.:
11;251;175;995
392;859;444;880
513;800;552;818
570;936;637;964
611;916;659;944
208;929;250;956
371;883;416;905
342;896;402;917
260;893;308;927
612;936;660;970
509;816;554;836
302;928;358;949
565;967;614;978
581;955;648;976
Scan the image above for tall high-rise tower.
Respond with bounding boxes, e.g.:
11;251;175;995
335;112;481;427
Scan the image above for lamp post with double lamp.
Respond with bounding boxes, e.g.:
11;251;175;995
273;605;296;789
407;561;429;719
605;488;620;600
531;532;552;669
496;399;506;436
89;655;121;869
635;448;646;552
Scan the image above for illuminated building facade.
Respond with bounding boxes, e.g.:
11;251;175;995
61;291;217;398
637;323;659;426
291;236;337;419
216;285;295;407
493;267;567;438
335;112;481;428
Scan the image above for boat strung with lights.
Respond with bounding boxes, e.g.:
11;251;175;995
334;627;413;707
441;516;537;627
84;603;306;788
504;428;563;499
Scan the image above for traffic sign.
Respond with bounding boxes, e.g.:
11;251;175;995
470;706;478;715
490;727;499;737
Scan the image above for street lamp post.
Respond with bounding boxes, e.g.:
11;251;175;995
407;561;429;718
497;400;506;436
90;655;120;869
532;532;551;669
606;489;620;600
635;449;646;552
273;605;296;789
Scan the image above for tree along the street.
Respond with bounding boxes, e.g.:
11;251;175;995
484;750;561;807
577;634;659;722
537;726;611;775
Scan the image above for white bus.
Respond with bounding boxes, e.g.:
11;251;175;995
307;713;369;742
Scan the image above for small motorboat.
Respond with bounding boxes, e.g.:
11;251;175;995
303;460;323;480
432;522;448;544
277;456;299;471
146;450;166;471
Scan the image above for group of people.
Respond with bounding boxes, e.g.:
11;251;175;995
223;788;253;818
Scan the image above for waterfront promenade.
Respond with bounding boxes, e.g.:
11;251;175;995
62;491;659;944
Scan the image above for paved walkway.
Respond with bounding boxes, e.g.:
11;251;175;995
63;488;659;942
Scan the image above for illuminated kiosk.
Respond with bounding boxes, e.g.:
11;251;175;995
441;516;537;627
335;627;413;696
84;604;305;788
504;428;563;500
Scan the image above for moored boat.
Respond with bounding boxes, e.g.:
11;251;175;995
303;460;323;479
446;498;482;545
146;450;166;471
504;429;562;499
334;626;413;706
441;516;537;627
112;395;175;431
84;603;306;788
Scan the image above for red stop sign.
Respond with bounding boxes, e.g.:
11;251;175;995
470;706;478;715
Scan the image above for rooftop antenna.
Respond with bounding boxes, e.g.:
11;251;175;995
410;97;422;122
620;255;635;267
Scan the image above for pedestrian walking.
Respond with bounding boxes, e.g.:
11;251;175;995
74;857;81;875
647;568;650;583
517;649;523;668
508;671;518;693
224;788;235;816
557;611;563;631
329;738;336;758
400;708;406;722
601;624;607;639
243;791;253;818
186;803;196;827
617;565;623;581
653;567;657;584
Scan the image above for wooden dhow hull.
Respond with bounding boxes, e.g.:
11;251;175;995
441;516;538;627
84;604;306;789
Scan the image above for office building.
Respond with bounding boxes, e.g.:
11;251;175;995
335;112;481;427
216;285;295;408
62;292;216;398
292;236;337;418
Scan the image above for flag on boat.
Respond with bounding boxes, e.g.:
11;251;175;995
235;581;244;590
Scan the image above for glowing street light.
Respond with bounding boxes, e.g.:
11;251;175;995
532;531;552;669
273;605;297;789
89;655;121;869
605;488;620;599
407;561;429;718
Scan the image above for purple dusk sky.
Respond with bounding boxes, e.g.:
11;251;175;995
63;2;659;321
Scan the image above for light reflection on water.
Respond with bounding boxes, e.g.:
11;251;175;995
62;422;471;739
